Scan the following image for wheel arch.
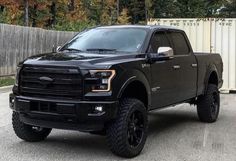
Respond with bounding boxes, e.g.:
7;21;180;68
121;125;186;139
117;72;151;110
204;64;219;94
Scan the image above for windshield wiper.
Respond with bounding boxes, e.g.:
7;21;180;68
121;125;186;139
86;48;117;52
61;48;84;52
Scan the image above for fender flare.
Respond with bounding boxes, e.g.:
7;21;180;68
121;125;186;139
203;64;219;94
117;70;152;108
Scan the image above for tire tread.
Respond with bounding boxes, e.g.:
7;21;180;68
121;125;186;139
197;84;220;123
12;112;51;142
106;98;147;158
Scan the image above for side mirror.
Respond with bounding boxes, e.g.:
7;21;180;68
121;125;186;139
147;47;174;63
157;47;174;57
52;45;61;53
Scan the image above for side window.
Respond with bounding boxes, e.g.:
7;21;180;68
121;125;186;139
169;32;190;56
148;31;171;53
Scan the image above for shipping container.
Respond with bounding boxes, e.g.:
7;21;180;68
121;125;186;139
148;18;236;91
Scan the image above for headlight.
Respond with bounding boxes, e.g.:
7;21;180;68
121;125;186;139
89;70;116;92
15;66;21;86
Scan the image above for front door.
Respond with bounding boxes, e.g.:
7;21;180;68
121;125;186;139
148;31;177;109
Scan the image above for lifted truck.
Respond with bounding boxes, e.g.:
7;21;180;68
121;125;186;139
10;25;223;158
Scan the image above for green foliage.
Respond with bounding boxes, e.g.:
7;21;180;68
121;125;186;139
53;19;95;32
0;8;9;23
220;0;236;17
174;0;206;18
0;0;235;31
117;8;131;24
28;1;51;27
151;0;177;18
129;0;146;24
0;77;15;87
0;3;22;25
204;0;226;17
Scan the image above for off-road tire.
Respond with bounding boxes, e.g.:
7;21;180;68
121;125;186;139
197;84;220;123
106;98;148;158
12;112;52;142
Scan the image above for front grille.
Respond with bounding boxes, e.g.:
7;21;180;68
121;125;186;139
19;66;83;99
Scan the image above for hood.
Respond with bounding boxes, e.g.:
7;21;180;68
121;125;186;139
22;52;145;70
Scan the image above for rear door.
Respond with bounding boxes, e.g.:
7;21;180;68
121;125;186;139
167;31;198;101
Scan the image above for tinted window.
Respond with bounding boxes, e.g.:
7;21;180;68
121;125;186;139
148;31;171;53
61;28;147;53
169;32;190;55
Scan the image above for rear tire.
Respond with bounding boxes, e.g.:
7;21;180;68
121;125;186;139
197;84;220;123
12;112;52;142
106;98;148;158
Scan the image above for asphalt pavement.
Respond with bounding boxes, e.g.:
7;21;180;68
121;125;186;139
0;88;236;161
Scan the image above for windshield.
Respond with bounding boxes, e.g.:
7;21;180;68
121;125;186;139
61;28;147;53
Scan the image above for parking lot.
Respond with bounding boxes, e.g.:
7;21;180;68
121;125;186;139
0;88;236;161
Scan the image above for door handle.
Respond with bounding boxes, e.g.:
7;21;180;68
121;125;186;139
173;65;181;70
191;64;198;68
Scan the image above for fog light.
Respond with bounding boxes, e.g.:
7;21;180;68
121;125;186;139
95;106;103;112
10;97;15;108
88;105;105;116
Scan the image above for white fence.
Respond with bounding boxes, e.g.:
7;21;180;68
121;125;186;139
148;18;236;91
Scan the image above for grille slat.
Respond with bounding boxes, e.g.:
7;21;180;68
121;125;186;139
23;67;79;74
20;66;82;99
21;77;82;85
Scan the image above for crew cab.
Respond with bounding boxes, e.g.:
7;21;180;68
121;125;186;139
10;25;223;158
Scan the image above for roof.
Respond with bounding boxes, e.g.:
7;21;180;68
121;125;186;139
97;25;181;31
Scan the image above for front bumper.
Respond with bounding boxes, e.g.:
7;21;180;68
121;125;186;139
9;93;119;132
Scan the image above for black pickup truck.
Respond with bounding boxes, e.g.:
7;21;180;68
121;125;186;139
10;25;223;158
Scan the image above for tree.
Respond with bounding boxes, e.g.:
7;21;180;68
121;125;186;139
175;0;206;18
145;0;153;21
3;0;51;27
220;0;236;17
150;0;177;18
1;0;235;31
0;0;22;24
117;8;131;24
204;0;226;17
101;0;117;25
30;1;51;27
116;0;119;19
66;0;87;22
52;0;93;31
0;7;9;23
129;0;146;23
22;0;29;26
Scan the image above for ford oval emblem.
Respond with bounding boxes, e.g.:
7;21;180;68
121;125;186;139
39;76;54;85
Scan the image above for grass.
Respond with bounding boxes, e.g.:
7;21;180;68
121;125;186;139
0;77;15;87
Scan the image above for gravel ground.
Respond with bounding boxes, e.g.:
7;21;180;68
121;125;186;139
0;88;236;161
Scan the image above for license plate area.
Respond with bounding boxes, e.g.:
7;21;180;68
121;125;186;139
30;101;76;115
